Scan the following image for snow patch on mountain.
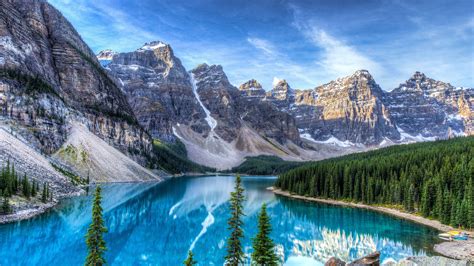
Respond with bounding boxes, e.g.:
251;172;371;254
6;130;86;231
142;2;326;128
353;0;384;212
139;41;167;51
300;132;357;148
397;127;437;142
190;73;218;131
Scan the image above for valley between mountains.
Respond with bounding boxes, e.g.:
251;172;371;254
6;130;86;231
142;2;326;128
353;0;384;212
0;0;473;221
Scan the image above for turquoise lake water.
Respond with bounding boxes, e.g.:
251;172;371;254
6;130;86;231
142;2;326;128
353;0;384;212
0;175;439;265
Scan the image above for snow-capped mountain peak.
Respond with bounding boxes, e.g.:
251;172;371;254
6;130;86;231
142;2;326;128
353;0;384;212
138;41;168;51
96;49;117;60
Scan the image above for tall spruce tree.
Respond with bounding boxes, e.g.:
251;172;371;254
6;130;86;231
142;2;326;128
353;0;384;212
225;175;245;265
42;183;48;203
1;194;11;215
251;203;279;266
85;186;107;266
22;174;30;199
183;250;197;266
31;180;36;197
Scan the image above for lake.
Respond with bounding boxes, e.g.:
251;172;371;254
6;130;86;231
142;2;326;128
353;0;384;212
0;175;439;265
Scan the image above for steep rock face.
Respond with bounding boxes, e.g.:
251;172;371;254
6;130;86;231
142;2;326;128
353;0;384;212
238;79;265;98
265;78;295;111
193;64;301;144
191;64;242;141
281;70;399;145
384;72;472;138
106;42;208;141
0;0;150;159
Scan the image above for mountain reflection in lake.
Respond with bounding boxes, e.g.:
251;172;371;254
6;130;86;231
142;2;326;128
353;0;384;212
0;175;438;265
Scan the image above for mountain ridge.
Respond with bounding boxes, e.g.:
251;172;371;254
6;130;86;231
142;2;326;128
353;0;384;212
100;39;473;169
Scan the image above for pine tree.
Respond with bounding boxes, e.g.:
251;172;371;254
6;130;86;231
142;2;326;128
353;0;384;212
251;203;279;266
183;250;197;266
225;175;245;266
42;183;47;203
31;180;36;197
85;186;107;266
22;174;30;199
1;194;11;215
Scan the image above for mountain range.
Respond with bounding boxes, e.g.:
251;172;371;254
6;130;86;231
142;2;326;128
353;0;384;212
100;41;473;169
0;0;472;195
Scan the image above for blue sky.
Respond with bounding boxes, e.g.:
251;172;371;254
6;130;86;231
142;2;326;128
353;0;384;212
48;0;474;90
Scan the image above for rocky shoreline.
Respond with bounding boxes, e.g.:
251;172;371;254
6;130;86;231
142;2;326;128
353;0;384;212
0;190;83;224
270;187;474;261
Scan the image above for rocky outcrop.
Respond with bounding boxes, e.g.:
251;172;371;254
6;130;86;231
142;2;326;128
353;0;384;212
324;251;380;266
238;79;266;98
0;0;151;159
265;78;295;111
384;72;472;138
325;257;346;266
275;70;399;145
106;41;208;141
96;49;116;61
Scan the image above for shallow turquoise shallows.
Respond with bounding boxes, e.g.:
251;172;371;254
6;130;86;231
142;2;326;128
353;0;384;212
0;175;439;265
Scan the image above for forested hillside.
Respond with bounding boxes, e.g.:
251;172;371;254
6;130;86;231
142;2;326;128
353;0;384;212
227;156;304;175
275;137;474;228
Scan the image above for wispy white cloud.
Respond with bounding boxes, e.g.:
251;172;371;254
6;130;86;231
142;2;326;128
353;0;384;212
247;37;277;56
48;0;161;52
302;27;383;77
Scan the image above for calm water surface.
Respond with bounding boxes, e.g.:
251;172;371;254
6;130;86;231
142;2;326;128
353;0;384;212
0;175;439;265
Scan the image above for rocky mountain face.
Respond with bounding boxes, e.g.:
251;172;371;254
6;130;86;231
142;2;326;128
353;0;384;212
258;70;472;146
106;41;208;141
104;44;301;145
0;0;158;183
96;49;116;61
191;64;300;144
265;78;295;111
105;48;303;169
281;70;399;145
238;79;265;98
384;72;473;138
101;37;472;168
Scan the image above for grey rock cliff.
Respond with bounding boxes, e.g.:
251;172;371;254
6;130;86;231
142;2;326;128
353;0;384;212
384;71;472;138
106;41;208;141
0;0;151;159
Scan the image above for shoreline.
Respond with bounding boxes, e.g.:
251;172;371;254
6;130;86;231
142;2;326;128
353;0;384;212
270;187;474;261
270;187;455;232
0;178;166;224
0;190;83;224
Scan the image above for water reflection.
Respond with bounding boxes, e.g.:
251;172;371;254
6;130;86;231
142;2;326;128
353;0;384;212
0;176;438;265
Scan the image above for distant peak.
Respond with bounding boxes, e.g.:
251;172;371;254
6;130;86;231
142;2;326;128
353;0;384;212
239;79;263;90
410;71;426;80
272;77;288;87
193;63;223;73
138;41;168;51
96;49;117;60
352;69;372;78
